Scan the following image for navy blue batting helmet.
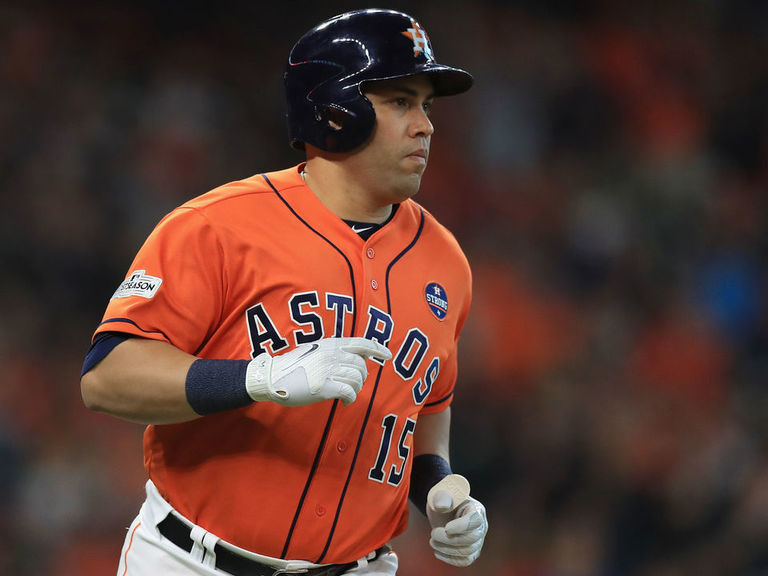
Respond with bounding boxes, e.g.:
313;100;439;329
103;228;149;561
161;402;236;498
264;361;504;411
284;9;473;153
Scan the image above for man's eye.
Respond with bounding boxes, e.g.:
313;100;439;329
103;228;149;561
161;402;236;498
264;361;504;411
423;102;433;115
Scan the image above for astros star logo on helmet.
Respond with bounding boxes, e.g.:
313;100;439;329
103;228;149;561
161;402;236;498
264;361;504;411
402;19;434;61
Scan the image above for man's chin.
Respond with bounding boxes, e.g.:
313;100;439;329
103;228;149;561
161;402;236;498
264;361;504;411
394;176;423;201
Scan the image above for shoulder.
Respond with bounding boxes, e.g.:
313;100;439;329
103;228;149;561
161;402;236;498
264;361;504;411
136;166;302;244
183;166;303;214
150;166;304;234
397;200;472;312
405;200;470;271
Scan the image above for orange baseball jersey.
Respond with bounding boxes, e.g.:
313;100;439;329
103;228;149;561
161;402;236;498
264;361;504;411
93;164;472;564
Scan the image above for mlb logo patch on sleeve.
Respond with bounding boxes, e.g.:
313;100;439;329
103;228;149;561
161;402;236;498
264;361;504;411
111;270;163;300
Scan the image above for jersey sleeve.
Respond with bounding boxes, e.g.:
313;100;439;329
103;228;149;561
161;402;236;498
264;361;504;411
419;251;473;415
93;207;226;354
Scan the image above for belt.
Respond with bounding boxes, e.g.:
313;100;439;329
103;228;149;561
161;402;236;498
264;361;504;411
158;513;387;576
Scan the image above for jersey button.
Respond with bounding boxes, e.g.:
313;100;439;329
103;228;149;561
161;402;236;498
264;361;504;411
316;504;326;517
337;441;347;452
366;247;375;259
371;279;379;290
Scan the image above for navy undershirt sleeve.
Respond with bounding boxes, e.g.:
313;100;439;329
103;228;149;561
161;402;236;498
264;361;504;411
81;332;132;375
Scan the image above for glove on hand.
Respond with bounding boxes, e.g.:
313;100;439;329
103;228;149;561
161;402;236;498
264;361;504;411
426;474;489;567
245;337;391;407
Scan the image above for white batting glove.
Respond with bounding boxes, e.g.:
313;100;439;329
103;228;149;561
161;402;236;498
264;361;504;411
245;337;391;407
426;475;489;567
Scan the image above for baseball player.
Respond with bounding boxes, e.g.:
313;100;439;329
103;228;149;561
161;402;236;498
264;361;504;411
81;9;488;576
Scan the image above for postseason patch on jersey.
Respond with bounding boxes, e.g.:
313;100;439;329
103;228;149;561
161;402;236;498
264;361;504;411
111;270;163;300
425;282;448;320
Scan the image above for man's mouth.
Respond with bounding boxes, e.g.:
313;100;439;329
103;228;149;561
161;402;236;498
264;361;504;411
407;149;427;163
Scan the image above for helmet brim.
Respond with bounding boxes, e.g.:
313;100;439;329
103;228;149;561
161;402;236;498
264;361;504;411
421;65;474;97
359;65;473;98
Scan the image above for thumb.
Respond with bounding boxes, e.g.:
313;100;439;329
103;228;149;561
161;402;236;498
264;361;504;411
335;382;357;406
430;489;454;513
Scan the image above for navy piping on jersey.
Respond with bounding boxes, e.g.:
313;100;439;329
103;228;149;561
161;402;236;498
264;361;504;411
96;317;170;341
425;391;453;408
260;173;360;560
261;173;358;335
280;401;339;559
317;365;386;564
315;209;426;564
384;208;425;313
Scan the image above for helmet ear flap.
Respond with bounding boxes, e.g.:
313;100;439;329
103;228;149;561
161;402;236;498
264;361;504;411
308;105;351;152
314;105;347;132
307;102;374;153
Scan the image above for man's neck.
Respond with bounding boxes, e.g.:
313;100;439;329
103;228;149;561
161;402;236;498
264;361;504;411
301;158;393;224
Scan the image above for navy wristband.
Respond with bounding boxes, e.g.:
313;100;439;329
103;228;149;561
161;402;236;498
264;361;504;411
185;359;253;415
409;453;452;515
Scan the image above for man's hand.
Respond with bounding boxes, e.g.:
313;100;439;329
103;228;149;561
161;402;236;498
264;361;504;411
245;337;392;407
426;474;488;567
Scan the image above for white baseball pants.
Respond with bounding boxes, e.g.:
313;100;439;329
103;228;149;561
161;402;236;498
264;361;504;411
116;481;398;576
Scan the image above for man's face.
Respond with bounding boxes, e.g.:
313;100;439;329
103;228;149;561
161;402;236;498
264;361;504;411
353;75;436;204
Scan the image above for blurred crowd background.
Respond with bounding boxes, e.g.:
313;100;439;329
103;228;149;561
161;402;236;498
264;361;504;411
2;1;767;574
